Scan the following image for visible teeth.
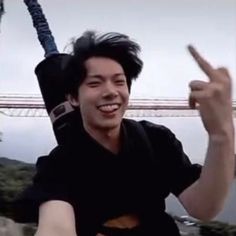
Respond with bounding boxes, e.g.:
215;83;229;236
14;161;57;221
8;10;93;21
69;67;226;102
99;104;119;112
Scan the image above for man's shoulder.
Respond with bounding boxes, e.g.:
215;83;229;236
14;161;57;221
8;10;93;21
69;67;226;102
34;145;74;182
36;145;69;169
123;118;173;138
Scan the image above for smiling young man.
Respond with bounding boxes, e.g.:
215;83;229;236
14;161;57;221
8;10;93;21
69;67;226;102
17;31;234;236
67;56;130;154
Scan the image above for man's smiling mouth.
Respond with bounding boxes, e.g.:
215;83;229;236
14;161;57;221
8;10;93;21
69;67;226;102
97;104;120;112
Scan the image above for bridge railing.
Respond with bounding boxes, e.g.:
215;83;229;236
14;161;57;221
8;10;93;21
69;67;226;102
1;94;236;117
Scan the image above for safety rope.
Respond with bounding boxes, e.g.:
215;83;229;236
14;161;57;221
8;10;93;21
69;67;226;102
23;0;59;57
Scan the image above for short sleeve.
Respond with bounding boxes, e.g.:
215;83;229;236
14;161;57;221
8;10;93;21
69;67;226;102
13;146;73;223
165;132;202;196
141;120;202;197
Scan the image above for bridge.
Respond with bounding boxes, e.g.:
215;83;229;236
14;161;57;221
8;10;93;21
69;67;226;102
1;94;236;118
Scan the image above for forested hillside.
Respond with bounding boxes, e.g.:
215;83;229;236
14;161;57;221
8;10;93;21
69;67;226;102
0;157;35;217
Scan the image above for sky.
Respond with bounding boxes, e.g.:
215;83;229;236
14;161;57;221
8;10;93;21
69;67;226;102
0;0;236;163
1;1;236;223
0;0;236;97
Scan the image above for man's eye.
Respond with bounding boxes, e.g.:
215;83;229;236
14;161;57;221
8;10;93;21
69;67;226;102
87;81;100;87
115;80;126;85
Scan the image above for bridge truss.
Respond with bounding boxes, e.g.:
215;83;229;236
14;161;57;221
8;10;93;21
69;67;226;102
1;94;236;118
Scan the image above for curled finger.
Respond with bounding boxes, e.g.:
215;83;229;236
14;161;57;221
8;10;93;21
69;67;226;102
189;90;207;109
189;80;209;91
188;95;196;109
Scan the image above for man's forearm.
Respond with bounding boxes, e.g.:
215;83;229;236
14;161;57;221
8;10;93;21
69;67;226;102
35;228;77;236
179;128;235;220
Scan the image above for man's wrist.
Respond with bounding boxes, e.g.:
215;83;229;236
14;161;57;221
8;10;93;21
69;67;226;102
209;122;234;141
209;127;234;144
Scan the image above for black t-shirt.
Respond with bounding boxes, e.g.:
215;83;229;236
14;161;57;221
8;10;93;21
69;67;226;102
14;119;201;236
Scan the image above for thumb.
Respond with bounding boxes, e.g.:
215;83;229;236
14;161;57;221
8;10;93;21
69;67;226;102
189;94;196;109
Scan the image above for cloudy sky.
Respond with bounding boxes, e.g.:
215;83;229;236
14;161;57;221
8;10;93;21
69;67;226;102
1;0;236;97
0;0;236;163
1;1;236;223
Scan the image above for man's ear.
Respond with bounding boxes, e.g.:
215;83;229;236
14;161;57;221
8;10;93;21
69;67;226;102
66;94;80;107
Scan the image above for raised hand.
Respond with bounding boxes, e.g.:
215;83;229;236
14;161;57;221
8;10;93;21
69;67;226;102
188;45;233;136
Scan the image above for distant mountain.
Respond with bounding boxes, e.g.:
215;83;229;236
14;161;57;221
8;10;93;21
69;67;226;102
0;157;33;167
0;157;35;213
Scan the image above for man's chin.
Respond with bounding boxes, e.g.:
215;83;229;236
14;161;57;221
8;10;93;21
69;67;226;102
96;120;121;130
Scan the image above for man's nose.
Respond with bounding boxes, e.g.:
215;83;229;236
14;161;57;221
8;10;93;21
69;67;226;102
102;82;118;98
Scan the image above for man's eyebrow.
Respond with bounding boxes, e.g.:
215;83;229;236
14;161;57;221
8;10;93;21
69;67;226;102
87;73;125;79
87;74;104;79
112;73;125;77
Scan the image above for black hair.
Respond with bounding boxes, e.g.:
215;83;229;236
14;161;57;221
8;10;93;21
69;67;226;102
63;30;143;97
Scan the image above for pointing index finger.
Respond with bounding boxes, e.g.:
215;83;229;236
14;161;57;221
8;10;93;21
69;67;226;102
188;45;215;80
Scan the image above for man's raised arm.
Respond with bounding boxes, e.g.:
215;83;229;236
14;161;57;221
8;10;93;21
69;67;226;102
179;45;235;221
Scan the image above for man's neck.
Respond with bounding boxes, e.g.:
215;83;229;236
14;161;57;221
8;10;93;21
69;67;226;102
84;124;121;154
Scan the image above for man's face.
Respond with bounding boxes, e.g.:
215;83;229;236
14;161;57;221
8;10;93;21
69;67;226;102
69;57;129;132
